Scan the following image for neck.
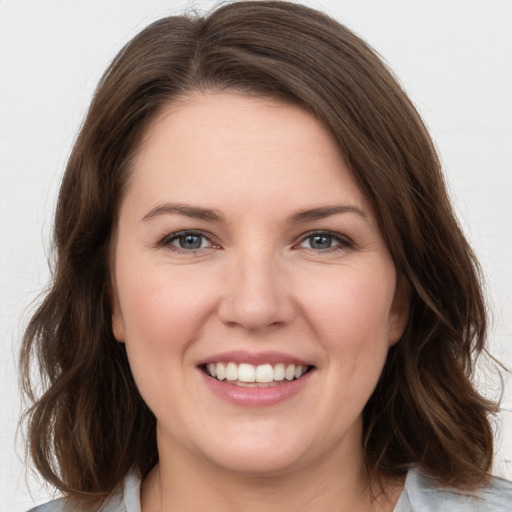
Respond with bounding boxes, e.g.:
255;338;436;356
141;429;403;512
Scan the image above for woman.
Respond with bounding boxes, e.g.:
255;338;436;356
20;1;511;511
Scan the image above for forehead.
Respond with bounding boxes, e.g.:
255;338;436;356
122;91;370;218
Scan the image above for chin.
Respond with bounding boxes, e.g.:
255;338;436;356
203;444;308;476
190;421;317;476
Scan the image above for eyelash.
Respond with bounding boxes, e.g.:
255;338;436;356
158;230;353;253
296;231;353;253
158;230;217;253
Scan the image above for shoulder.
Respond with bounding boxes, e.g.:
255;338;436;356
397;467;512;511
26;499;66;512
26;469;142;512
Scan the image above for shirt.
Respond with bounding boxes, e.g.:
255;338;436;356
27;467;512;511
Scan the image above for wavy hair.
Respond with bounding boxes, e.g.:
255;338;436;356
20;0;496;499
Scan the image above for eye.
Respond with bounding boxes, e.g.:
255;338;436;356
297;232;351;251
160;230;215;251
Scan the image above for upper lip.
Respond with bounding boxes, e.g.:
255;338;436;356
199;350;312;367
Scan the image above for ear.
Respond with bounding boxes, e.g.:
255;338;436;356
388;272;410;346
109;283;126;342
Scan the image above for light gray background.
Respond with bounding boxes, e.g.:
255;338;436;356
1;1;511;510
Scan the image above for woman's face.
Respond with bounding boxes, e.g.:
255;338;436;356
111;92;408;476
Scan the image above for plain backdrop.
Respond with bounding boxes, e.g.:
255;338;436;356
1;0;511;510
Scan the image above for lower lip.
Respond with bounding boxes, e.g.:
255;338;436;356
201;369;313;407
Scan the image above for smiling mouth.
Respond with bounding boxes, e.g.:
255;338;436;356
202;362;313;387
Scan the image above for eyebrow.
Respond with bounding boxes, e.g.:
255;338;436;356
287;204;369;224
142;203;225;223
141;202;368;225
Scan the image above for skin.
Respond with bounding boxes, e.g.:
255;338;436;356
111;92;409;511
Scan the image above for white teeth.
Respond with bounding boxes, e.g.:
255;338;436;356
226;362;238;381
256;364;274;383
274;363;285;381
285;364;296;381
216;362;226;381
206;362;309;383
238;363;256;382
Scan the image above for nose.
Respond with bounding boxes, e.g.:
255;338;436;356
217;250;296;332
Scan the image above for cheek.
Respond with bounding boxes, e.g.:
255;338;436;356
302;265;394;339
116;264;216;413
296;262;396;385
113;261;224;411
117;261;217;346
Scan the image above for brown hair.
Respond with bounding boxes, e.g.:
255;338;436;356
20;0;496;500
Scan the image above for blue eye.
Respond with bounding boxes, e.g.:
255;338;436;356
308;234;334;250
161;231;212;251
298;232;350;251
175;233;205;250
